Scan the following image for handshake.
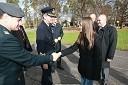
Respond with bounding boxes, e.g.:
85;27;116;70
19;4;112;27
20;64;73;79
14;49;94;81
51;52;62;61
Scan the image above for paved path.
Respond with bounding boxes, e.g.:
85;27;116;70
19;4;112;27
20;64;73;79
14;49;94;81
25;44;128;85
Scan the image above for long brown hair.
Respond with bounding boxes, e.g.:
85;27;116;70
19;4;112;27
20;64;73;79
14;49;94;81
77;17;95;49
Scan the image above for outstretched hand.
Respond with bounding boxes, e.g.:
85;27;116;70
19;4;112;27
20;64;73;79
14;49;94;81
52;52;61;61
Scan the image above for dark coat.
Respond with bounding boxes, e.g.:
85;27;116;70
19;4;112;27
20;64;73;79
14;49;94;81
11;25;32;51
0;25;52;85
95;24;117;68
61;38;102;80
36;20;55;55
51;23;64;52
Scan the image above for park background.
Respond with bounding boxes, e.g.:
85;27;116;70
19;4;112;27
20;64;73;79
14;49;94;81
1;0;128;51
3;0;128;51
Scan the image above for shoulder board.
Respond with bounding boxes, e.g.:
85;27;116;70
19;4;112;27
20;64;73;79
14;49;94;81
3;30;10;34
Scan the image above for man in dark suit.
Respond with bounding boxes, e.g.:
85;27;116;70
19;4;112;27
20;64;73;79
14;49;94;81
36;7;56;85
96;14;117;85
51;16;64;70
0;3;60;85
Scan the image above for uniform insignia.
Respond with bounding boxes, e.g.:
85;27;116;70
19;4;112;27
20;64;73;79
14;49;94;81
3;30;9;34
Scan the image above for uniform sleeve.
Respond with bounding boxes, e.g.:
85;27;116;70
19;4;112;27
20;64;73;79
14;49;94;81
107;27;117;59
61;42;79;57
0;35;52;67
60;25;64;38
36;25;46;54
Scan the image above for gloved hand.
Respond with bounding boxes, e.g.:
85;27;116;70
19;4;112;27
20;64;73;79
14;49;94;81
58;52;62;55
58;37;61;41
52;52;61;61
54;39;58;43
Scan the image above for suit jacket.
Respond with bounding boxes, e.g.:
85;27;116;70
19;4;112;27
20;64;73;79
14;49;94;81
51;23;64;52
36;20;55;55
95;23;117;68
0;25;52;85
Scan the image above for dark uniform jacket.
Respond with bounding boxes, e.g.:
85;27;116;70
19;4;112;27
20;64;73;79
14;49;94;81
36;20;54;55
61;36;102;80
51;23;64;52
95;23;117;68
0;25;52;85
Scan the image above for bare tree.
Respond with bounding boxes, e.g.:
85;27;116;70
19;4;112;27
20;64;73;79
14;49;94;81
6;0;19;5
114;0;128;28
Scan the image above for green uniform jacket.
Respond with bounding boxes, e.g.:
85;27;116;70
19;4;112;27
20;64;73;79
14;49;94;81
0;25;53;85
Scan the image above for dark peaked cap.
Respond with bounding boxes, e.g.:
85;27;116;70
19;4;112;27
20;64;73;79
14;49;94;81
0;2;25;18
41;7;56;17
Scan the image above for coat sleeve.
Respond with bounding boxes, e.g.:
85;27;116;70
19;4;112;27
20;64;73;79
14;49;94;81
36;24;46;54
0;35;53;67
61;42;79;57
107;26;117;59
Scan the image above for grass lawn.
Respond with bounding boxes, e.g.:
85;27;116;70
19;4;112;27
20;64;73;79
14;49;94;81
116;29;128;50
26;28;128;51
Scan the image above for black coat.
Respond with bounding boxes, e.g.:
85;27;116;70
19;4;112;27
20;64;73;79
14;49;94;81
51;23;64;52
61;38;101;80
95;24;117;68
36;20;55;55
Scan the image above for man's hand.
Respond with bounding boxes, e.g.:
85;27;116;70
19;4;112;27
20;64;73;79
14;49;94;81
52;52;61;61
107;58;112;62
58;37;61;41
54;39;58;43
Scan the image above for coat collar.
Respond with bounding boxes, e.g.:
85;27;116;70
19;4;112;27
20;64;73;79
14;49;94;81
42;20;52;33
101;23;109;31
0;24;11;35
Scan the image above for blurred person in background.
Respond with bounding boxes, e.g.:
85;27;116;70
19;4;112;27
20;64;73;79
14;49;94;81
51;16;64;70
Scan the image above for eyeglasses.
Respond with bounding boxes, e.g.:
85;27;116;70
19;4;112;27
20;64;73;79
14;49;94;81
97;20;101;21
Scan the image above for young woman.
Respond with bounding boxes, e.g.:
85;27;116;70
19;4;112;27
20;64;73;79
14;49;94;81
59;17;102;85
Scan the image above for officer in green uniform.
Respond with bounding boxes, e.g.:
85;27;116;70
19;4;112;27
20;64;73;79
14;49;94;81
0;2;60;85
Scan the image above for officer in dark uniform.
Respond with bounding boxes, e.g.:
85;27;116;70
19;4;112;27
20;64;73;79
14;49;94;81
0;3;60;85
51;16;64;70
36;7;56;85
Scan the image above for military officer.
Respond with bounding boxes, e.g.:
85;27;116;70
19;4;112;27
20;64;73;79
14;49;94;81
36;7;56;85
0;3;60;85
51;16;64;70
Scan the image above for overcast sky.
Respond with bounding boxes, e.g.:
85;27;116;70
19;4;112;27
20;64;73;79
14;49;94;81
0;0;24;8
0;0;6;3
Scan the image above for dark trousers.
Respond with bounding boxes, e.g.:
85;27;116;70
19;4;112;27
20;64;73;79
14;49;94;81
41;64;53;85
99;68;109;85
57;57;62;66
